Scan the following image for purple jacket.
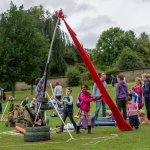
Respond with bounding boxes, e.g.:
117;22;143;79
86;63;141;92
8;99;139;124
116;81;128;99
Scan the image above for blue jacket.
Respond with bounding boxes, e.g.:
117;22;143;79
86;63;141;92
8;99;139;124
92;81;107;97
132;92;142;103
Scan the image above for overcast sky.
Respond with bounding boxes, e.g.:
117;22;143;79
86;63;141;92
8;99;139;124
0;0;150;48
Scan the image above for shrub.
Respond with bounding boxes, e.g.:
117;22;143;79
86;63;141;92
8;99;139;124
75;63;86;73
80;71;93;88
116;47;145;70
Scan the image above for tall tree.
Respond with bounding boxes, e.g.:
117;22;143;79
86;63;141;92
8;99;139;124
44;13;67;76
116;47;145;70
0;3;48;95
134;32;150;67
93;27;136;66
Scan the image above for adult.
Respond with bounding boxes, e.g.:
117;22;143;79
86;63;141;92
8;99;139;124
141;73;150;121
111;74;116;87
54;82;63;102
93;72;107;120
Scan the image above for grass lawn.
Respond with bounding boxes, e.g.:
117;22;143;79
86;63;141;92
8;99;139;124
0;83;150;150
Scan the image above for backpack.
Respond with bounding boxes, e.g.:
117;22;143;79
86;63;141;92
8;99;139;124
76;93;81;108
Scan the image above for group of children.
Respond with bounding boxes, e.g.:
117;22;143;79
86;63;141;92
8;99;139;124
116;73;150;129
55;72;150;134
1;72;150;134
56;84;101;134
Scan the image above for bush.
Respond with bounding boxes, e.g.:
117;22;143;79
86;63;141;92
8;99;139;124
80;71;93;87
66;68;80;86
116;47;145;70
75;63;86;73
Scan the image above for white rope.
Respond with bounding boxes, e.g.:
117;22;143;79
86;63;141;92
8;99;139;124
33;102;42;127
0;101;9;121
45;90;74;140
47;18;59;64
82;134;118;146
0;132;118;147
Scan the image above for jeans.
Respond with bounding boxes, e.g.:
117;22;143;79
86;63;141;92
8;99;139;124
129;115;140;129
144;96;150;121
94;99;106;120
116;98;127;120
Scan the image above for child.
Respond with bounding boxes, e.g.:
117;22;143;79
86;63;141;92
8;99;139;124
141;73;150;121
129;87;143;110
116;74;128;120
138;110;150;124
127;96;140;129
133;77;143;98
9;96;15;112
56;87;77;133
76;84;102;134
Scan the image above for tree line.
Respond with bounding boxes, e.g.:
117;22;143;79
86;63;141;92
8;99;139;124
92;27;150;71
0;2;150;94
0;2;81;94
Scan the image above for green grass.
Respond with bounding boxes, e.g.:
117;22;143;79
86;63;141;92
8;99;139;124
0;83;150;150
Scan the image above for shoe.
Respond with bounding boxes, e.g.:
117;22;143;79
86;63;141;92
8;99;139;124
88;125;92;134
76;126;81;134
56;129;63;133
134;126;139;129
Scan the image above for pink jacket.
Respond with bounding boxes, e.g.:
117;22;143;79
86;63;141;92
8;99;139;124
79;91;101;111
134;84;143;98
128;102;138;116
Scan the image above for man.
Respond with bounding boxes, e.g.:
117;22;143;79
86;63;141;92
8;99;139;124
93;72;107;120
111;74;116;87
